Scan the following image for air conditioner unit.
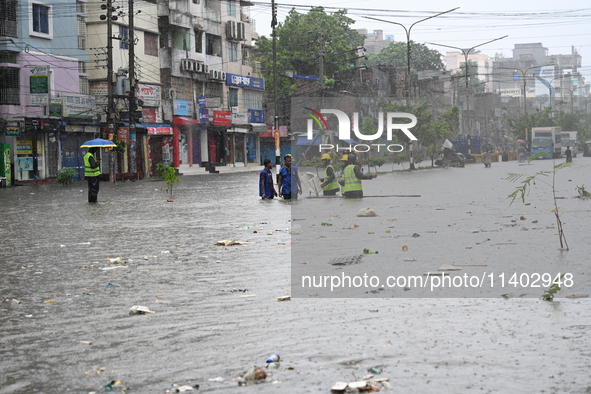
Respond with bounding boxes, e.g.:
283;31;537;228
220;71;227;81
191;60;199;72
181;59;192;72
203;64;209;74
210;69;219;79
195;61;204;73
237;22;245;40
226;21;237;39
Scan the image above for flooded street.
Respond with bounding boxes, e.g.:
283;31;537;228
1;159;590;393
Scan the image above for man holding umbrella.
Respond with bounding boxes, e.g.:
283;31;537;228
84;147;101;203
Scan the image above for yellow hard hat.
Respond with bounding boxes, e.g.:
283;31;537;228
284;154;292;158
341;155;349;161
321;153;331;160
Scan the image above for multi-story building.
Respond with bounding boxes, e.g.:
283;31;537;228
491;43;586;113
443;51;492;92
1;0;91;182
157;0;263;171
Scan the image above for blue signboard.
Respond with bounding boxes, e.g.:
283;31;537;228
198;108;209;124
226;73;265;90
198;96;207;108
174;100;193;116
248;109;264;123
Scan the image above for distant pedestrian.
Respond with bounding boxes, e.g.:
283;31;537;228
278;154;302;200
484;150;491;168
518;145;526;163
565;146;572;163
84;147;101;203
319;153;339;196
338;153;376;198
259;159;277;199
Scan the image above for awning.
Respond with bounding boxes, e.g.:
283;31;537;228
296;136;358;146
173;116;200;125
121;122;172;129
251;123;269;132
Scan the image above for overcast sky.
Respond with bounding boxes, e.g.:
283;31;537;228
249;1;591;81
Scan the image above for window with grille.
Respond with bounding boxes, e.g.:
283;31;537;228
77;16;86;49
228;42;238;62
120;26;129;49
32;3;50;34
0;67;20;105
243;90;262;110
144;32;158;56
228;88;238;107
0;0;18;37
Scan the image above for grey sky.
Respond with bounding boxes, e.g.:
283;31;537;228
249;1;591;80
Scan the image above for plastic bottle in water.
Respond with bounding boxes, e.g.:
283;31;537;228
266;354;280;363
363;248;378;254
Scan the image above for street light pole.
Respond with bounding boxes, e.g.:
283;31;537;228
426;35;507;112
363;7;458;170
497;64;552;145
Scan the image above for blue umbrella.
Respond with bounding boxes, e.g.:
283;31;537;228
80;138;117;148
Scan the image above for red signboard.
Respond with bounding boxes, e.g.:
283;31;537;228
213;111;232;126
259;126;288;138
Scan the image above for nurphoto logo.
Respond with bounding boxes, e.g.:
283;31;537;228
304;108;418;153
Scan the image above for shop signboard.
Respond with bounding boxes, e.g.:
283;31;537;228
174;100;194;116
231;111;248;125
49;99;62;117
136;84;161;107
259;126;288;138
226;73;265;90
5;126;20;137
147;127;173;135
17;140;33;154
248;109;264;123
62;94;96;119
198;108;209;124
213;111;232;126
198;96;207;107
17;157;33;172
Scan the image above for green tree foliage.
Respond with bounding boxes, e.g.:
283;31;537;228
453;60;486;94
255;7;364;99
366;41;444;72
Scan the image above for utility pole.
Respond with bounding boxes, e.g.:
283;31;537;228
426;35;507;137
128;0;136;175
271;0;280;177
100;0;116;182
363;8;458;170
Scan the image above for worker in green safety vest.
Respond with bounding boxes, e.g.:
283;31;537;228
84;147;101;203
319;153;340;196
338;153;376;198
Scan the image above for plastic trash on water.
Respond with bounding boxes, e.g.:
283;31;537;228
363;248;378;254
357;208;377;217
300;172;323;195
266;353;280;363
129;306;154;315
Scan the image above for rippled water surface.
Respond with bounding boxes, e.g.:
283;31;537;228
1;161;590;393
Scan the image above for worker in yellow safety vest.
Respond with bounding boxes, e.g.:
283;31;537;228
319;153;340;195
338;153;376;198
84;147;101;203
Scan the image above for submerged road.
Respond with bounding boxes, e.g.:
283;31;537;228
1;158;590;393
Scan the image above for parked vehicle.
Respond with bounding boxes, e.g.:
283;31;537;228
584;141;591;157
531;127;561;159
561;131;578;157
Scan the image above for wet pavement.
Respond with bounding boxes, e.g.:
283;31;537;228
1;159;590;393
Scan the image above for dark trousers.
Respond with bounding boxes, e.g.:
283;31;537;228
343;190;363;199
323;188;339;196
87;176;100;203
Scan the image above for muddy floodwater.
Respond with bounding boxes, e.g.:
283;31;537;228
1;158;590;393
